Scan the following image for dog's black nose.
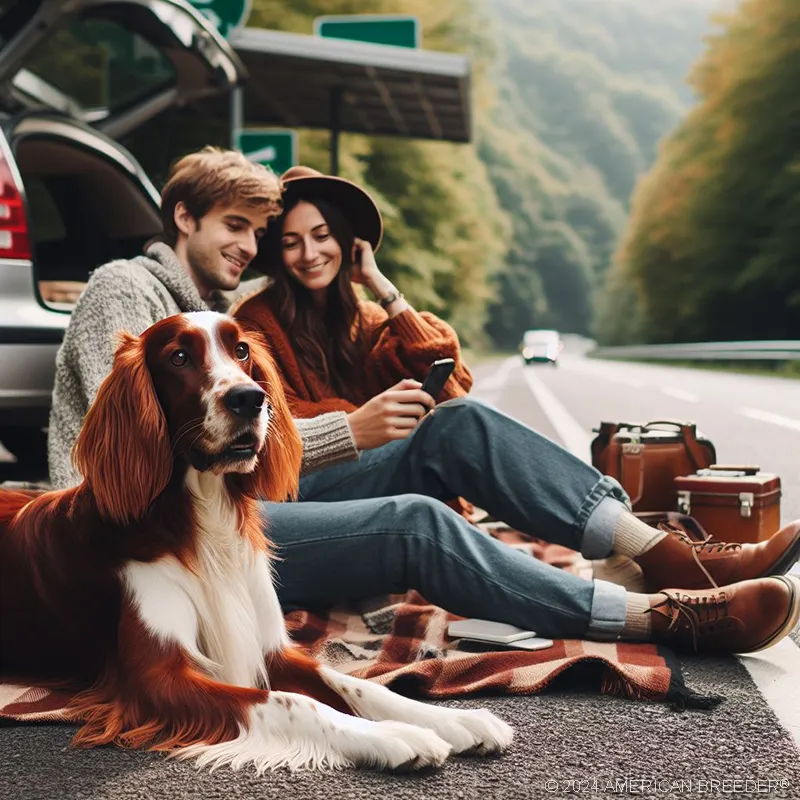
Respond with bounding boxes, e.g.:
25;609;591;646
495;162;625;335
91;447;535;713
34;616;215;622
223;386;265;420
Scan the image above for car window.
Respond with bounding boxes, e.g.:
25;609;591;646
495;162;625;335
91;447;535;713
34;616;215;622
17;18;175;118
524;331;559;345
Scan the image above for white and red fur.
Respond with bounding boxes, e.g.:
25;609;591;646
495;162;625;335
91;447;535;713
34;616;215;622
0;311;512;772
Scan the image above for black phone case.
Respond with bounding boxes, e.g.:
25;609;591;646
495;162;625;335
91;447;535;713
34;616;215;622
421;360;455;402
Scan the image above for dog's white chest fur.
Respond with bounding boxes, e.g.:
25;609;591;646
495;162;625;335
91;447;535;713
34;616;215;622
188;474;269;688
123;471;289;690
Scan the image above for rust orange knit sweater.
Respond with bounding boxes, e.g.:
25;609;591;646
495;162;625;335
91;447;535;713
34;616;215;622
233;289;473;418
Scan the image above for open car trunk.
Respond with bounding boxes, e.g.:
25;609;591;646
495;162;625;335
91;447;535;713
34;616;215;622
11;117;162;302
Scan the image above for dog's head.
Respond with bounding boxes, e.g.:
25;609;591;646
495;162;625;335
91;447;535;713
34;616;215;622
73;312;302;524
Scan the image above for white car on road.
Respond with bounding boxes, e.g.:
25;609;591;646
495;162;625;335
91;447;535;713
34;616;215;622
520;329;563;366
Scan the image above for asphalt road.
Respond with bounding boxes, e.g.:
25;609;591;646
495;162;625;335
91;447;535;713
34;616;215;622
2;343;800;799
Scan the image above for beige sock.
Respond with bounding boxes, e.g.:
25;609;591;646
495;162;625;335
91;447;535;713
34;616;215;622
591;555;646;593
621;593;653;641
613;512;667;558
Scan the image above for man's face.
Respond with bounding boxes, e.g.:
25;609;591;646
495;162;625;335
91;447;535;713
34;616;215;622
178;202;268;297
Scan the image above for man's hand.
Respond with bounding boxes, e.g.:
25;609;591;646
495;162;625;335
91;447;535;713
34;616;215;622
346;379;435;450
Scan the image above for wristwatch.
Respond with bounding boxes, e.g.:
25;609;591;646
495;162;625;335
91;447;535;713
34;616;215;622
378;289;404;309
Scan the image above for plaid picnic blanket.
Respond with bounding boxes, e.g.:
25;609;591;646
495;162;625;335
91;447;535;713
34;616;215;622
0;526;722;725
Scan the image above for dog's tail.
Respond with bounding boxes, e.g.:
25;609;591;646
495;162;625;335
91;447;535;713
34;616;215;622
68;655;268;752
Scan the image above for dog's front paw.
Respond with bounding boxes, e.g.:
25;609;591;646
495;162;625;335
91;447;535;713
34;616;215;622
426;708;514;756
361;720;452;771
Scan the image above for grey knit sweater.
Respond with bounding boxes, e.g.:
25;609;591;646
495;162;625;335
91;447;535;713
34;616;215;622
47;243;358;489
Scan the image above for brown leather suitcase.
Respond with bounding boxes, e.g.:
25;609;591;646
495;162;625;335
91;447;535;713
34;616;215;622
591;421;716;512
673;466;781;543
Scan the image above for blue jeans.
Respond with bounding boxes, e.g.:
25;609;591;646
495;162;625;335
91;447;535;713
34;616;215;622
263;398;630;640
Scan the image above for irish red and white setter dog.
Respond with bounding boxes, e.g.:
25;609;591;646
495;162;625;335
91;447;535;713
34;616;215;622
0;312;512;772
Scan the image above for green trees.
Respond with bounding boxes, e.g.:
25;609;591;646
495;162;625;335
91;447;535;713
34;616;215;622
602;0;800;344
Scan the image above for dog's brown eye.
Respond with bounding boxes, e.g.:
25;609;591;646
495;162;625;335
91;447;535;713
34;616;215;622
170;350;188;367
235;343;250;361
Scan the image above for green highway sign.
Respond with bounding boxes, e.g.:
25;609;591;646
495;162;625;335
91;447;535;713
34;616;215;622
188;0;251;38
236;130;297;176
314;14;420;49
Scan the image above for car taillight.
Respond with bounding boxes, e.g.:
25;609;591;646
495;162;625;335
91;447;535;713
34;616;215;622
0;153;31;260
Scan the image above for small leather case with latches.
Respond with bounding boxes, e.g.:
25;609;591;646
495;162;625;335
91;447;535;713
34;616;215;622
673;466;781;543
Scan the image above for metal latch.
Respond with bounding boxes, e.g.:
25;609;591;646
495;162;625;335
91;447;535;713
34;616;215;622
677;490;691;515
739;492;754;518
622;443;643;455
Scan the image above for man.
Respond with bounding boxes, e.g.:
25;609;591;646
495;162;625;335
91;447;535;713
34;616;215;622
49;147;800;655
49;147;354;484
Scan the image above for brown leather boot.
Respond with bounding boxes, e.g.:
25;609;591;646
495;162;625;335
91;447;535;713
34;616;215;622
646;575;800;654
633;520;800;593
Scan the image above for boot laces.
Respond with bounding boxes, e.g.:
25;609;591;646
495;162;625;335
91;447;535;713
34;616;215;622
646;590;732;652
658;523;743;589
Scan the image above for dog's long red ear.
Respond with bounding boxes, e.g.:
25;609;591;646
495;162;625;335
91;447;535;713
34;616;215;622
73;332;172;524
242;334;302;501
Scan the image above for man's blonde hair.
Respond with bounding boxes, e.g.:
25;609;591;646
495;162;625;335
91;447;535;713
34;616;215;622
160;146;283;245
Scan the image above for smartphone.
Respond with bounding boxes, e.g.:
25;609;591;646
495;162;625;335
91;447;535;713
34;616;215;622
420;358;456;403
447;618;538;644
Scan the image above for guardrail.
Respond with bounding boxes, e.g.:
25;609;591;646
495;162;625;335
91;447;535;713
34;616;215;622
590;341;800;361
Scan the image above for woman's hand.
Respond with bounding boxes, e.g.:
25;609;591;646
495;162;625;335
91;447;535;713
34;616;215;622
350;237;384;289
351;237;409;316
346;378;435;450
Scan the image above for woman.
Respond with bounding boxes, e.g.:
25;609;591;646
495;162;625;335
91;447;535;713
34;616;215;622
234;166;472;452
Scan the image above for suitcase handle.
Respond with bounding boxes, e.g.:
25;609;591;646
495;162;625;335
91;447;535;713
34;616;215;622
592;420;695;434
708;464;760;476
639;420;693;428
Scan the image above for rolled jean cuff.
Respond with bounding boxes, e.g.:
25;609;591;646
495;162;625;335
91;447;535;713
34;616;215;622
580;487;629;560
586;579;627;641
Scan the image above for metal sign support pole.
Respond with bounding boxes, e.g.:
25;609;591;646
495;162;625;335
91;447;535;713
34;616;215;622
230;86;244;148
329;87;342;175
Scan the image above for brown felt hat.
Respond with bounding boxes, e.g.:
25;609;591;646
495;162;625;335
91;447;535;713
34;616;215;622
278;165;384;252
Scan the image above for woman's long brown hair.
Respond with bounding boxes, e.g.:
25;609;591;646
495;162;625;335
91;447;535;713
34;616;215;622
257;195;371;403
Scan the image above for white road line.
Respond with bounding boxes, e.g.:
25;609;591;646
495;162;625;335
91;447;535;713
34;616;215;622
660;387;699;403
519;367;592;463
741;407;800;432
515;364;800;743
739;640;800;748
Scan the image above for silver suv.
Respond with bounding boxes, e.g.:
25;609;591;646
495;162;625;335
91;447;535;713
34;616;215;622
0;0;244;471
